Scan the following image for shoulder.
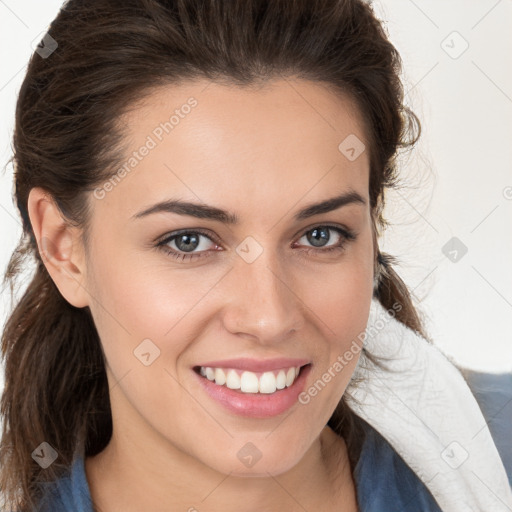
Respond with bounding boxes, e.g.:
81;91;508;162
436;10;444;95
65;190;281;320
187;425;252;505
353;418;443;512
462;369;512;486
33;455;94;512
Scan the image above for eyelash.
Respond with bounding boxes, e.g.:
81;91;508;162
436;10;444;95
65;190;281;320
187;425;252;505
155;224;357;262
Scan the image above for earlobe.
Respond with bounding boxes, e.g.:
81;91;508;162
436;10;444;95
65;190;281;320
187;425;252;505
27;187;90;308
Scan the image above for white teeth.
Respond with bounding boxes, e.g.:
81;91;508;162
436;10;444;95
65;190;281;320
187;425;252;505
259;371;277;393
275;370;286;390
225;369;241;390
285;367;295;387
240;371;259;393
198;365;303;394
214;368;226;386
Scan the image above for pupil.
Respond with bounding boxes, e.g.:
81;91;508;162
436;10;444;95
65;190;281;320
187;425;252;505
308;227;329;247
176;233;199;252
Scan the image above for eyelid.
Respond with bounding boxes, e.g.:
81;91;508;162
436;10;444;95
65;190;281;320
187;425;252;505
291;221;356;241
154;227;221;247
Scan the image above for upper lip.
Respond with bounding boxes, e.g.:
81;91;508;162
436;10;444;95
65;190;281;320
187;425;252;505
194;357;311;372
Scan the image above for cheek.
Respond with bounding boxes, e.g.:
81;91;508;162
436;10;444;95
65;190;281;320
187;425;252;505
301;231;374;328
299;234;373;389
85;242;232;400
298;269;371;420
83;240;188;377
84;252;196;429
86;233;191;335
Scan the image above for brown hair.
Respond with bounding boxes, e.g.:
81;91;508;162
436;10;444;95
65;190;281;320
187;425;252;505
0;0;428;510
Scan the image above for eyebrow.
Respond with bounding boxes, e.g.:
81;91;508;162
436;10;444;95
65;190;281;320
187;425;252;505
132;190;366;224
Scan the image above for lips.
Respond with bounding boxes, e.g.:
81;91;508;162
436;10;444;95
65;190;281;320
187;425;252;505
193;362;313;418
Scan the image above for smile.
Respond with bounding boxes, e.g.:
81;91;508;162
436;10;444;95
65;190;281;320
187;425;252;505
192;363;313;418
196;365;302;394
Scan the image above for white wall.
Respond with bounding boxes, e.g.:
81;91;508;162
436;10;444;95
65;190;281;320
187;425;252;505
1;0;511;403
370;0;512;372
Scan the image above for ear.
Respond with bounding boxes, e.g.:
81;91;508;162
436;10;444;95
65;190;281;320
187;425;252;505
27;187;90;308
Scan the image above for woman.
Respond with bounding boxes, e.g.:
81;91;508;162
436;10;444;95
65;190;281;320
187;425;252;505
1;1;510;511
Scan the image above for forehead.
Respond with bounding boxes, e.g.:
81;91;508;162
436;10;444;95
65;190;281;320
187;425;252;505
93;78;370;223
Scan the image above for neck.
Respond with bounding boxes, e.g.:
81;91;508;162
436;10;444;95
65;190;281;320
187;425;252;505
85;422;356;511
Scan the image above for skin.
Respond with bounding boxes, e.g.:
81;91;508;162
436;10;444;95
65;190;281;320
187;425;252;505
28;78;375;511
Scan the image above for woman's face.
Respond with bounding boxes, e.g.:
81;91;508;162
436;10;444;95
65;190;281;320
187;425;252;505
84;78;374;477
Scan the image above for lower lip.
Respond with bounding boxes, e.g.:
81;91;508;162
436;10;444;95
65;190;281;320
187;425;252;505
193;364;312;418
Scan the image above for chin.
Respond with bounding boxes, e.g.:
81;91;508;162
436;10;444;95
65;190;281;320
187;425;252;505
206;449;302;478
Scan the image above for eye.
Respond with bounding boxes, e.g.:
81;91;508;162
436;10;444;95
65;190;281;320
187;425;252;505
156;229;220;262
292;225;358;262
293;225;357;256
155;224;357;262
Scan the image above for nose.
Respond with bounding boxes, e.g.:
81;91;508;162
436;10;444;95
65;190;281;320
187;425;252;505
220;249;306;345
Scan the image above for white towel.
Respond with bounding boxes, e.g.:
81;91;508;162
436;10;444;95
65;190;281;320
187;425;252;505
347;297;512;512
